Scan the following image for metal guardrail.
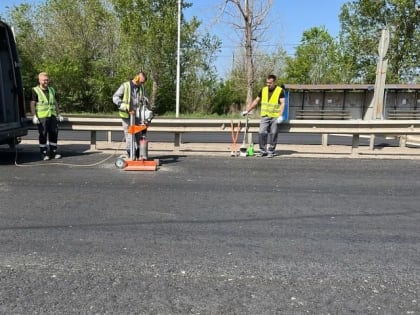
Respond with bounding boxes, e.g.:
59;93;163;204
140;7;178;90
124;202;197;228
28;117;420;151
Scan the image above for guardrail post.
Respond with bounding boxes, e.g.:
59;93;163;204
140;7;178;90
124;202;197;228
321;134;328;147
107;131;112;143
352;134;360;149
369;134;375;150
399;135;407;147
174;132;181;149
90;131;97;151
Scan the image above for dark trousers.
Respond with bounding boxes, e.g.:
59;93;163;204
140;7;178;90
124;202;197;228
37;116;58;155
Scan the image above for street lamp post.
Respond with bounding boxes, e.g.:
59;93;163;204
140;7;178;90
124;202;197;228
176;0;181;117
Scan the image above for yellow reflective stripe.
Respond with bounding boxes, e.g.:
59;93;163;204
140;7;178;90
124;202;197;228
36;104;50;111
262;103;280;113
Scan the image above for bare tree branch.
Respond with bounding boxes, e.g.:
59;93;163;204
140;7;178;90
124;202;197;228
220;0;273;104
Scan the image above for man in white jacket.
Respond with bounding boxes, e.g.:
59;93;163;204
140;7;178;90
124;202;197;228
113;71;152;159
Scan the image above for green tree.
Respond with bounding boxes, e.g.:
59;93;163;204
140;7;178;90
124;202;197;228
6;0;223;114
111;0;221;114
5;3;45;104
211;79;243;115
8;0;119;112
42;0;119;112
180;32;221;114
286;27;343;84
111;0;182;112
339;0;419;83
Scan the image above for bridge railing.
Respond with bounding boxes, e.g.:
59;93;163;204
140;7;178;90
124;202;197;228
28;117;420;151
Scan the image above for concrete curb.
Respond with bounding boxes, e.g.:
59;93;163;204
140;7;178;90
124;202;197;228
20;139;420;160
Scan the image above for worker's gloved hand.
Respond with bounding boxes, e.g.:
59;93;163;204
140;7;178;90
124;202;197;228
276;116;284;124
119;102;128;112
241;110;248;116
32;116;40;124
57;115;64;122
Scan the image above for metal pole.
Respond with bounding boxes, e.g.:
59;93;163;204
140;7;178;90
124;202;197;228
176;0;181;118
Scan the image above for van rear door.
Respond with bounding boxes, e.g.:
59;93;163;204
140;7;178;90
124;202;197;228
0;20;28;148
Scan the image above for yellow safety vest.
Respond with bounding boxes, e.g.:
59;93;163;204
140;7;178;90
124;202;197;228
260;86;282;118
119;82;131;118
33;86;57;118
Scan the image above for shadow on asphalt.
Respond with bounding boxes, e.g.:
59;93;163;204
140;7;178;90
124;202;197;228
277;150;297;156
152;154;186;165
0;143;100;165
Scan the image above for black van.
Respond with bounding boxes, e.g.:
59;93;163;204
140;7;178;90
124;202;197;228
0;19;28;148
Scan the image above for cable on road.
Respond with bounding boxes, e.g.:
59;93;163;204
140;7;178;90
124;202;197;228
13;138;125;168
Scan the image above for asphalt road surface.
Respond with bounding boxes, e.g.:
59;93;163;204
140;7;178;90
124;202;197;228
0;148;419;314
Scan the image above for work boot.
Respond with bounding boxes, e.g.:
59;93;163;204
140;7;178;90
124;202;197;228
41;151;49;160
50;150;61;159
256;151;267;157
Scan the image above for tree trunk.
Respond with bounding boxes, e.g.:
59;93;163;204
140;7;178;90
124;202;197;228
245;1;254;105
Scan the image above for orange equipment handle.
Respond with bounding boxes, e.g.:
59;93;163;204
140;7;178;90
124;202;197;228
127;124;147;135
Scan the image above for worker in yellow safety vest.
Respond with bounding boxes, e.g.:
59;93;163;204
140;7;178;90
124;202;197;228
242;74;285;158
30;72;64;160
113;70;153;159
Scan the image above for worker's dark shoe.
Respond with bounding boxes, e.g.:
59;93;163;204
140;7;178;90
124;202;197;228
50;150;61;159
42;154;50;161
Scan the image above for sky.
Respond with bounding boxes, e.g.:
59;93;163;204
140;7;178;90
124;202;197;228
1;0;348;77
184;0;348;76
